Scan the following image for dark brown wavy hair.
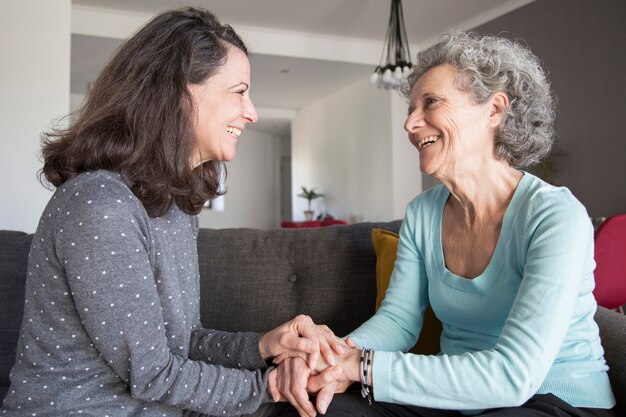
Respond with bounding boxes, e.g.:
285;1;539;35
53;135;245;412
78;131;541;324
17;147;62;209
41;7;247;217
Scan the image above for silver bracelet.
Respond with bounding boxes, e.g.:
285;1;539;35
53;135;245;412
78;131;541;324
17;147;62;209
359;347;374;404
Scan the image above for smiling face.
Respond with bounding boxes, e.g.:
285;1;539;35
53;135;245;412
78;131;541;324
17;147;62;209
404;64;500;179
189;46;258;166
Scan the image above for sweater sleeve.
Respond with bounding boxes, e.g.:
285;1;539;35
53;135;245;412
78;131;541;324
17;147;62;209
189;329;269;370
370;191;594;409
349;200;429;353
55;181;271;415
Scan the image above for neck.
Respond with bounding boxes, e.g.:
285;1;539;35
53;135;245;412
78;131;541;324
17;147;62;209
437;160;523;226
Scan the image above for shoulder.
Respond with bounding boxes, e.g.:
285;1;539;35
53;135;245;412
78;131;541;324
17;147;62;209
521;173;589;226
55;171;145;216
46;170;152;238
512;173;592;246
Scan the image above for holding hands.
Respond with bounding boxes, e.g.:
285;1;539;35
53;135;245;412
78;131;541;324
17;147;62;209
269;336;365;417
259;315;344;370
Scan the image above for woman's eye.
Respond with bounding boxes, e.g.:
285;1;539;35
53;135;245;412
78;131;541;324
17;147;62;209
425;97;439;107
236;90;246;96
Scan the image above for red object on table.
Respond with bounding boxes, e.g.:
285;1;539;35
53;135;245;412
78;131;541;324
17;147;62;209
301;221;323;228
280;221;300;228
321;219;348;227
281;220;347;228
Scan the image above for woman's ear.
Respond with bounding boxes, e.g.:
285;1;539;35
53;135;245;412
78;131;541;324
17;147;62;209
488;92;510;128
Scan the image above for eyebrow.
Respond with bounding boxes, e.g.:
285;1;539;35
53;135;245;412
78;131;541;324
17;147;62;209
229;82;249;90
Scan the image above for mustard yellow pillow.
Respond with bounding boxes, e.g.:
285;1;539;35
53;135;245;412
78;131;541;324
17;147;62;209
371;228;442;355
371;228;400;311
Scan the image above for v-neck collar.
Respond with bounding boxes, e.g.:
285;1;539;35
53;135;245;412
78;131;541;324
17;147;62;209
434;172;530;291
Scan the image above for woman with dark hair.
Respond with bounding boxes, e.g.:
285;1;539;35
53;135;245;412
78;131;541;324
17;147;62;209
272;32;616;417
1;8;340;417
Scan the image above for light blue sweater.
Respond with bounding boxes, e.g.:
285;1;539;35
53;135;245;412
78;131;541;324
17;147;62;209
350;173;616;411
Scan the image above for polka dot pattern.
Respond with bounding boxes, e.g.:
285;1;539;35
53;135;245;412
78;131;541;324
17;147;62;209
1;171;270;416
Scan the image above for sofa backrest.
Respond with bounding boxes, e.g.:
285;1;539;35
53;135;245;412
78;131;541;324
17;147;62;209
197;221;402;337
0;231;32;400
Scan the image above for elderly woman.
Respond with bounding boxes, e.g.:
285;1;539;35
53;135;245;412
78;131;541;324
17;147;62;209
270;32;616;417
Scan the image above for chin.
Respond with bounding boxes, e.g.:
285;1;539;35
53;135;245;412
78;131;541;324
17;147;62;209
221;151;237;162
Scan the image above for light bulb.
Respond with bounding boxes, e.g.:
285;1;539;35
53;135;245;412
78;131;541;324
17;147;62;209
369;72;379;85
382;68;393;83
393;66;403;80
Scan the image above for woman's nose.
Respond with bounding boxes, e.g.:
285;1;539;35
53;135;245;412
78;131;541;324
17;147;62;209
243;97;258;124
404;109;424;133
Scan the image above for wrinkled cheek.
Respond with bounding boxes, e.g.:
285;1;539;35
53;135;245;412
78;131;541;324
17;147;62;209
442;113;463;148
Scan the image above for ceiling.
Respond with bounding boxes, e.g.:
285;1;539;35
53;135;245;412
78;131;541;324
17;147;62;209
71;0;534;136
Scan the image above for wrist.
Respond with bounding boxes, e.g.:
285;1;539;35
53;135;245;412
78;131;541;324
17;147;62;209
258;333;270;360
342;348;362;383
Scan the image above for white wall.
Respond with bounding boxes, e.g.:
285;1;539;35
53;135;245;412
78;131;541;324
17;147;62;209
198;130;281;229
291;79;421;223
0;0;71;233
390;91;422;219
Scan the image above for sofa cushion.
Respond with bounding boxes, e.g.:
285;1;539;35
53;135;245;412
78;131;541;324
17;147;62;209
0;231;33;397
197;221;401;337
371;228;399;311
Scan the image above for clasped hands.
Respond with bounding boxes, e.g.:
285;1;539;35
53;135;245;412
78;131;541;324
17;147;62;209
259;315;363;417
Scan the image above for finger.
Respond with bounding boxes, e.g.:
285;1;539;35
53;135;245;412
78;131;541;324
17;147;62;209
268;369;281;402
291;380;316;417
308;348;321;370
329;336;345;355
280;332;318;354
278;364;307;417
285;391;310;417
344;337;359;349
316;381;338;414
280;358;316;417
318;337;337;367
319;324;334;336
270;369;288;403
307;366;343;393
319;326;345;353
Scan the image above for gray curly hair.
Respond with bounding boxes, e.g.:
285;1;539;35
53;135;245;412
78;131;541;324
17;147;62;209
402;32;555;168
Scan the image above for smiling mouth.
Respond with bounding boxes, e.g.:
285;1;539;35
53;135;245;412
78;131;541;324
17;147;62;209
418;135;440;150
226;126;242;137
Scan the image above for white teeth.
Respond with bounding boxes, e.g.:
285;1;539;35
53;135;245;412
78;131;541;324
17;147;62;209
418;135;440;150
226;126;242;137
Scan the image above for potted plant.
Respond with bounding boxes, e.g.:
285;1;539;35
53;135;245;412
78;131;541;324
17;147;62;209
298;186;324;221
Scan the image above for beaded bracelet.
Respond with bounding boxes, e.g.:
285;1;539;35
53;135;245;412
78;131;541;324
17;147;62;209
359;347;374;404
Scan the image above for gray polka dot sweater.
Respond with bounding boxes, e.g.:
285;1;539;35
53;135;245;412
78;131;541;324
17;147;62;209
2;170;271;416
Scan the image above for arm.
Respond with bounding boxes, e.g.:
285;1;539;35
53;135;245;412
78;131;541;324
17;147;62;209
190;315;342;370
189;329;267;370
349;201;430;352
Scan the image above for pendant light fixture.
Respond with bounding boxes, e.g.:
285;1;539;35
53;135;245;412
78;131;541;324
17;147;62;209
370;0;412;89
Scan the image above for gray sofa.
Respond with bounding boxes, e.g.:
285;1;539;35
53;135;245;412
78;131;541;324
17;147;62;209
1;222;624;415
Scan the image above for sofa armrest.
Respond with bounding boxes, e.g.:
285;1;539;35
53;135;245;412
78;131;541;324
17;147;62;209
595;306;626;414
